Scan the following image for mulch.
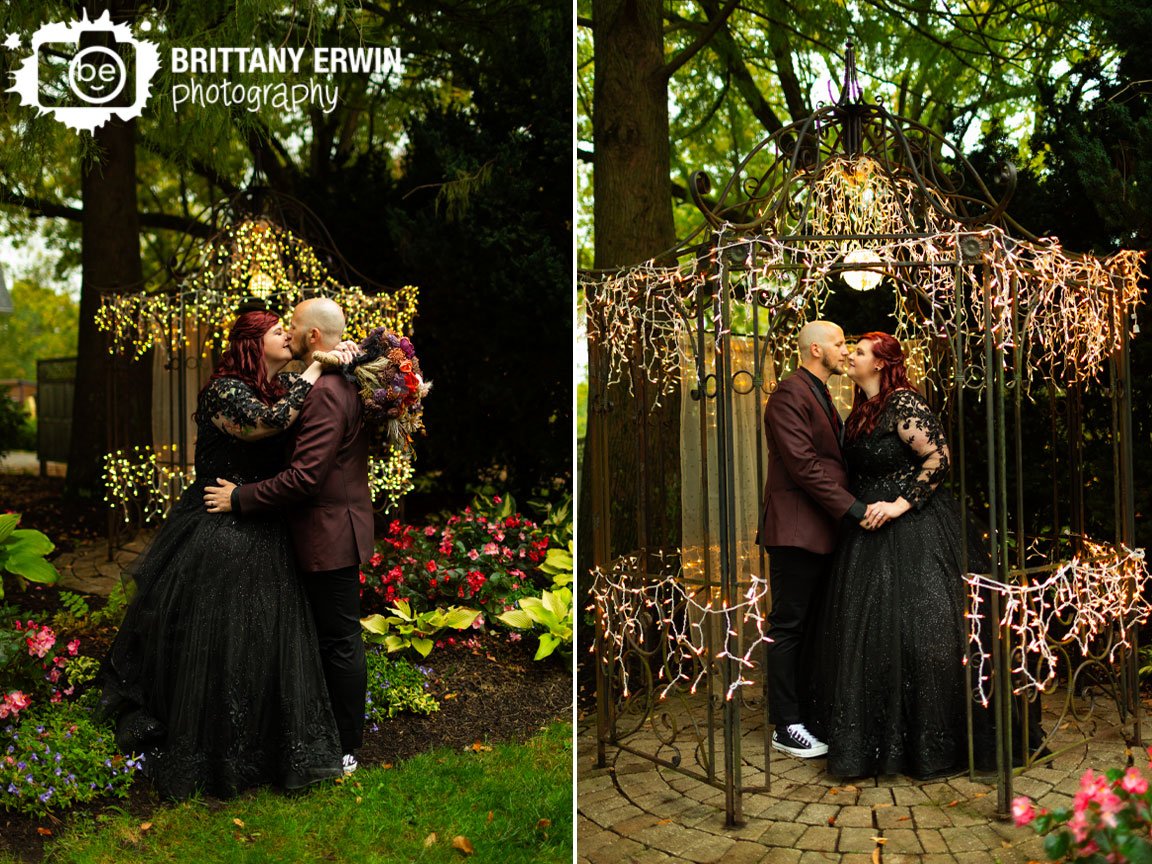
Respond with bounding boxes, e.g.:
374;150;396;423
0;475;106;554
0;475;572;864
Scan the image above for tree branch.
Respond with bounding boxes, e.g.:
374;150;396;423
577;15;593;28
661;0;739;82
0;186;212;237
139;135;240;196
578;147;594;164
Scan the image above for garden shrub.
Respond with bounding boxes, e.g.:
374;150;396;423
364;648;439;732
361;493;553;619
1;701;141;817
0;607;81;721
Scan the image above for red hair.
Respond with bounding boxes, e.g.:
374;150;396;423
843;332;916;442
198;311;287;410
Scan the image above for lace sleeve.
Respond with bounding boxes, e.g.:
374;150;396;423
201;376;313;441
891;390;950;510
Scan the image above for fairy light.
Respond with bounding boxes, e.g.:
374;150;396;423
368;450;416;512
102;444;195;524
582;157;1144;399
97;218;423;516
96;220;420;357
963;541;1151;706
590;552;773;701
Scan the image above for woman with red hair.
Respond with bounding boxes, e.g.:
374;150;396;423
811;331;970;779
100;309;354;799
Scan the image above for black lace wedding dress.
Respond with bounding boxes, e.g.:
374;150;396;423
98;375;343;799
811;389;970;779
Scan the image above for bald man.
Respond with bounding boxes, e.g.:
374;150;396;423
204;298;373;774
758;320;875;758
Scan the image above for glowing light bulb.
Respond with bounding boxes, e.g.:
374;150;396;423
842;248;884;291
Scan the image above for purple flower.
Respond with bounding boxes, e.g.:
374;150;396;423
399;337;414;358
16;761;25;770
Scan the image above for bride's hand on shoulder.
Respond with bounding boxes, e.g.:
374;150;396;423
861;497;911;530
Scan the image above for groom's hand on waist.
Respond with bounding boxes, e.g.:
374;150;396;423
204;478;237;513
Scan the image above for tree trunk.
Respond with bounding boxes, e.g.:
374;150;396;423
580;0;680;631
591;0;676;270
67;2;151;499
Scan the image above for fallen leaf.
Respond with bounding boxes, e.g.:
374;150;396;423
829;787;841;794
232;818;245;828
873;802;893;809
871;847;881;864
36;828;52;837
452;835;475;856
355;797;362;804
897;815;911;822
382;762;394;770
139;822;152;832
842;784;860;793
947;800;959;807
424;833;437;848
826;816;836;826
657;818;674;825
537;818;552;830
872;837;887;845
487;811;494;822
469;742;492;753
444;693;458;700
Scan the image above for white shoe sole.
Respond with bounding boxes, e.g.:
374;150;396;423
771;739;829;758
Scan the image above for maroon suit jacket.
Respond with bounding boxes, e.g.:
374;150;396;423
234;375;374;572
758;370;857;555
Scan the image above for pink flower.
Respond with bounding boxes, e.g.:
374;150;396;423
66;639;80;656
493;496;502;504
483;542;499;556
508;632;522;642
1011;796;1035;827
26;626;56;658
1123;767;1148;795
467;549;480;561
424;526;437;537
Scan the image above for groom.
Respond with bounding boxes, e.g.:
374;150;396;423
758;320;875;758
204;297;372;774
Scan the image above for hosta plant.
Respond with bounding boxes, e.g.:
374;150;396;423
361;600;480;658
498;587;573;661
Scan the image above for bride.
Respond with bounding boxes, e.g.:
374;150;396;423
811;331;970;779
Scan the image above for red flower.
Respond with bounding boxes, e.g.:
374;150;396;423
369;552;384;567
425;560;437;573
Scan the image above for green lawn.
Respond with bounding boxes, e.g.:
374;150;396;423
11;722;572;864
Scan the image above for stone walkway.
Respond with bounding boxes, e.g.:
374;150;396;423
51;532;152;597
578;698;1149;864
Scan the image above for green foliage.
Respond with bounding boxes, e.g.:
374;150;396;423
32;722;572;864
0;605;80;718
361;600;480;658
0;278;78;382
498;587;573;661
1015;760;1152;863
49;583;128;635
363;493;554;617
364;649;438;728
539;542;573;589
0;701;141;817
0;397;34;459
0;513;58;599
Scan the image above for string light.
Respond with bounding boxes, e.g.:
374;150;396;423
590;552;772;701
97;218;423;518
95;219;420;357
582;157;1144;399
963;540;1151;706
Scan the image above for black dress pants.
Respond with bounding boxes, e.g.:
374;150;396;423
765;545;831;728
302;565;367;754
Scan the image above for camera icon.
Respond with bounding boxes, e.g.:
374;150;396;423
8;10;160;132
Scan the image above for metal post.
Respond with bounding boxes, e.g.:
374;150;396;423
588;298;614;768
714;260;744;827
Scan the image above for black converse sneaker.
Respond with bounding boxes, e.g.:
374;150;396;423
771;723;829;758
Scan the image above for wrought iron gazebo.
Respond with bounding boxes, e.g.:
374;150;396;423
582;44;1149;825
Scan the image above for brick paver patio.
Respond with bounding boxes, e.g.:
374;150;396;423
578;695;1150;863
